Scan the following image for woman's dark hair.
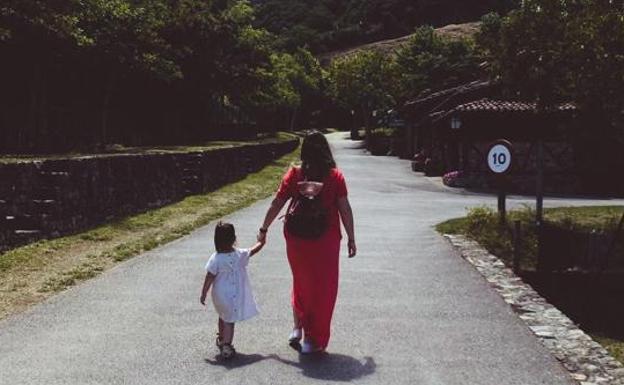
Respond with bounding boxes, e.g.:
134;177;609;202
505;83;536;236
214;221;236;253
301;131;336;181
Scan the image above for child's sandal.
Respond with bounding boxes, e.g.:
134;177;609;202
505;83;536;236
288;328;302;352
220;343;236;359
216;333;224;349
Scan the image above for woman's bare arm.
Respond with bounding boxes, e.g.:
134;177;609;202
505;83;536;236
258;197;288;242
337;197;356;257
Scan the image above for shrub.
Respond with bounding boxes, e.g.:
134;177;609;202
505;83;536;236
442;170;466;187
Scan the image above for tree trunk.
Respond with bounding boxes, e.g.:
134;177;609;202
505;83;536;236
38;71;48;151
361;105;371;148
24;63;42;152
289;107;298;131
100;69;116;146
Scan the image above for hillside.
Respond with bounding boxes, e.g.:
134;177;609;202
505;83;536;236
320;22;481;63
253;0;517;53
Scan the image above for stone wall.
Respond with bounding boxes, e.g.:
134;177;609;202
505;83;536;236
462;141;581;195
445;234;624;385
0;139;299;251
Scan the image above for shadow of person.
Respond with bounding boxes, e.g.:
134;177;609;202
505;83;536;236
273;353;376;382
204;353;269;369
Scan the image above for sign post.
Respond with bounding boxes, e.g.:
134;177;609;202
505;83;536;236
487;140;513;225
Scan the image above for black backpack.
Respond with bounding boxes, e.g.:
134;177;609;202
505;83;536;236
285;192;328;239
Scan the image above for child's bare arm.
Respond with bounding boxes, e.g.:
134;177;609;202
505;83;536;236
248;240;265;257
200;272;215;305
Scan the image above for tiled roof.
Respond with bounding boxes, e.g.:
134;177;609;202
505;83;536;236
452;98;576;113
404;80;491;108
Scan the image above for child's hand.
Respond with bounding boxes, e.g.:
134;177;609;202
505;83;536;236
200;294;206;305
249;239;265;257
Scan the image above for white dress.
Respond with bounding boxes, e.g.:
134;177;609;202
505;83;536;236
205;248;259;323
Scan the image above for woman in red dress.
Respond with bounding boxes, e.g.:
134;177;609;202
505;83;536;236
258;132;356;354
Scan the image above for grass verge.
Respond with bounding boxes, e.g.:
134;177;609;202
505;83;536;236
436;205;624;364
0;145;300;319
436;205;624;270
592;335;624;364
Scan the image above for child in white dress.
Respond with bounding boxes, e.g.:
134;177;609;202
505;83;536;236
200;221;265;359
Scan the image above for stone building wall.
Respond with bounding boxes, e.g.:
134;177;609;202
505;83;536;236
461;141;581;195
0;139;299;251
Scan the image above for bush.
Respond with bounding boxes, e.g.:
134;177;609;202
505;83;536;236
423;157;444;176
367;127;396;156
442;170;466;187
369;127;397;138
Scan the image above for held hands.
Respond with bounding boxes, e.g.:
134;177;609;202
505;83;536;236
200;293;206;306
256;226;355;257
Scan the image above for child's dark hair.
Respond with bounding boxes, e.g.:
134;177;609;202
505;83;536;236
214;221;236;252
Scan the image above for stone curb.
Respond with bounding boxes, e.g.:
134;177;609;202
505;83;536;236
443;234;624;385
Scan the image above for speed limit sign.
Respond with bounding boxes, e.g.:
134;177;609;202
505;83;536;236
487;140;513;174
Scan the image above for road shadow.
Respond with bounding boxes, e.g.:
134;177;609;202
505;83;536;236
204;353;269;369
273;352;376;382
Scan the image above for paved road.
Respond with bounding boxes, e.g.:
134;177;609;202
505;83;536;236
1;133;622;385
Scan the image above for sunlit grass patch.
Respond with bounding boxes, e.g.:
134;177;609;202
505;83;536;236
0;145;300;317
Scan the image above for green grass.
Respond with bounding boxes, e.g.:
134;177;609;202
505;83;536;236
437;205;624;365
592;335;624;364
437;205;539;269
370;127;397;137
436;205;624;271
41;263;105;292
0;144;300;294
543;206;624;230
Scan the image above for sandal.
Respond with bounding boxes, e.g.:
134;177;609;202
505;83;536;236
220;343;236;359
216;333;224;349
300;340;323;355
288;328;302;352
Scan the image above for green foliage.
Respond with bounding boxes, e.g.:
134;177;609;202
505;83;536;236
253;49;322;110
542;206;624;232
325;26;481;124
395;26;482;101
327;50;397;115
437;206;537;269
476;1;624;189
477;1;624;120
0;137;301;275
248;47;325;130
437;205;624;271
370;127;397;138
592;335;624;365
0;0;324;152
255;0;519;53
476;2;572;107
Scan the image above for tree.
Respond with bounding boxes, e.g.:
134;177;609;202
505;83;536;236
477;0;624;191
395;26;482;102
0;0;297;152
248;48;324;130
476;4;571;108
255;0;519;53
327;50;397;137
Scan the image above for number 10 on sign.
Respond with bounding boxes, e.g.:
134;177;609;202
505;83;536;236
487;143;512;174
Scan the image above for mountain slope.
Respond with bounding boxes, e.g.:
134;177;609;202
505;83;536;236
253;0;517;53
320;22;481;62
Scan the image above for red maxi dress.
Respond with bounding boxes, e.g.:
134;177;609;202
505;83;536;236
276;166;348;349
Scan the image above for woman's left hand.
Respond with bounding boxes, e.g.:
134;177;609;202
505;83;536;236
348;239;357;258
